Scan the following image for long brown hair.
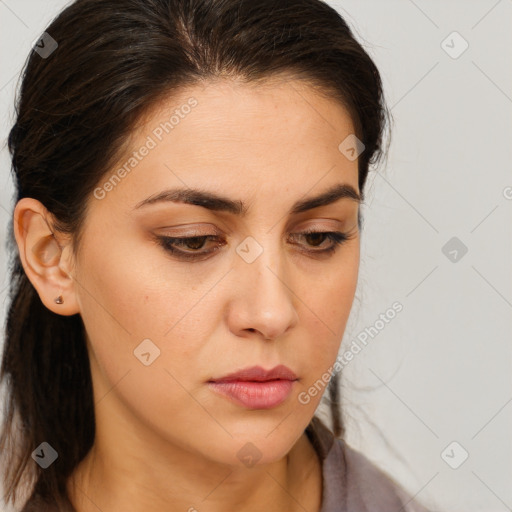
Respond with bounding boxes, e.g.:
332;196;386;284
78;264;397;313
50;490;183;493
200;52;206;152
1;0;390;509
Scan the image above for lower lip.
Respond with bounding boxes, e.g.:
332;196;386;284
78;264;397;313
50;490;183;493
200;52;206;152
208;380;295;409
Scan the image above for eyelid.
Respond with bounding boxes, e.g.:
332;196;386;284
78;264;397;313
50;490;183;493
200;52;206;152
154;228;353;262
155;223;349;240
153;217;358;242
156;225;223;238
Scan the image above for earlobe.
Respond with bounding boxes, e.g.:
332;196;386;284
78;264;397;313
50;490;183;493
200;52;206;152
13;198;80;316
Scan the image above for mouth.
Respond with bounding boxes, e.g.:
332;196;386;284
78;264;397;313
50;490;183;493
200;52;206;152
208;365;298;409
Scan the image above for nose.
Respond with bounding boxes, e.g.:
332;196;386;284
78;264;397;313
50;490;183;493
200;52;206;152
226;240;299;341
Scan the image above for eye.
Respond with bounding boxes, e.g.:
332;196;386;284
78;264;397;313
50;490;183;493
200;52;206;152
288;230;350;255
155;235;225;261
155;229;352;261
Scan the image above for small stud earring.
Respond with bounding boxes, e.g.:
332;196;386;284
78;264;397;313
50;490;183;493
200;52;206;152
54;295;64;304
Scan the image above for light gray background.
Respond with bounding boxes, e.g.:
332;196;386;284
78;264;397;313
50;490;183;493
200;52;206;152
1;1;511;511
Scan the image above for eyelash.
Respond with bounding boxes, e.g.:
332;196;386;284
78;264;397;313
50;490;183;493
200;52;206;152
155;229;351;261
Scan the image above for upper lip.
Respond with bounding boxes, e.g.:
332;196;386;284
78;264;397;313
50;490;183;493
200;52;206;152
209;365;298;382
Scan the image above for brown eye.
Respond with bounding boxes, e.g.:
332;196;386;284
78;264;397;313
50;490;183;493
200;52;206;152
156;230;351;263
288;230;349;254
181;237;208;250
303;232;328;247
156;235;226;261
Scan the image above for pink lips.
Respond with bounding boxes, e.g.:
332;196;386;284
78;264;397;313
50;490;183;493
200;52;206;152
208;365;298;409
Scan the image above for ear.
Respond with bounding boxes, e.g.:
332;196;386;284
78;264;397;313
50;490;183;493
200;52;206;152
13;198;80;316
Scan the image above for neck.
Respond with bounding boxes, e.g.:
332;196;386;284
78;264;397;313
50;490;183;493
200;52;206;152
66;416;322;512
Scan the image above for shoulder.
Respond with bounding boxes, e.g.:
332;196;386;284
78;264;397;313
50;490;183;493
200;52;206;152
306;416;431;512
339;439;431;512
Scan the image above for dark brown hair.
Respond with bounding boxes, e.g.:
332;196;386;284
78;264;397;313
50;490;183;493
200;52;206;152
1;0;390;509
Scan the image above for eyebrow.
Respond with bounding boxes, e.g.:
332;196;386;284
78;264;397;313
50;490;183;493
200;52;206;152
133;182;361;215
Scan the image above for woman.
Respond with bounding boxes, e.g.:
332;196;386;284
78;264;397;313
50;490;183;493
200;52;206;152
1;0;433;511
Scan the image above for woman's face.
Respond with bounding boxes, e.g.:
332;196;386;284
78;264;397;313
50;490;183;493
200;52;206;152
72;76;361;467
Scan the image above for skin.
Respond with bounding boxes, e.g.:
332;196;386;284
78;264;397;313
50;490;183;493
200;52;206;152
14;75;361;512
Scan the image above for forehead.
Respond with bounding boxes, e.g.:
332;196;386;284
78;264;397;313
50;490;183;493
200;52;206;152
89;76;360;215
126;73;357;160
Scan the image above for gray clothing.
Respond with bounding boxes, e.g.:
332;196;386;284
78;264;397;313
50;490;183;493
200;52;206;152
306;416;432;512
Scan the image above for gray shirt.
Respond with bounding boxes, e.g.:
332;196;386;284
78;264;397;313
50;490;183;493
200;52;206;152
306;416;432;512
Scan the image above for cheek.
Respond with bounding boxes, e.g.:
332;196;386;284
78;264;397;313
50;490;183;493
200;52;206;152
307;253;359;326
299;259;359;374
77;227;204;340
79;266;212;441
76;233;219;399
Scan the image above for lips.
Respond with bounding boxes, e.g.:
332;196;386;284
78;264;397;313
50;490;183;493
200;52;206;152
210;364;298;383
208;365;298;409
